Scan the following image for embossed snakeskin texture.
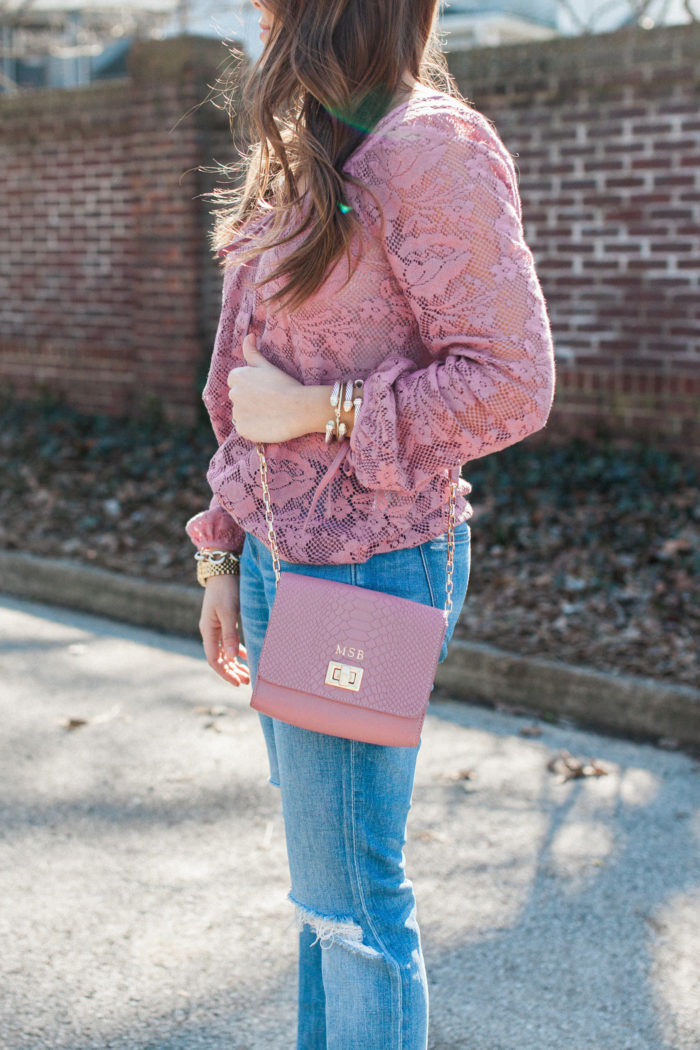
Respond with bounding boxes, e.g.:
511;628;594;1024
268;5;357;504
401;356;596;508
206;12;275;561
185;85;556;564
253;572;446;718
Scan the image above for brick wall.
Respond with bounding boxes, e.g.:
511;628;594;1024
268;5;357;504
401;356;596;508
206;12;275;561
1;24;698;445
0;36;231;424
448;22;700;447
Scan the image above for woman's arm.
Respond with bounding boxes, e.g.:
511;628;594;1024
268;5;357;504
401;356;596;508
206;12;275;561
185;383;354;552
338;110;556;492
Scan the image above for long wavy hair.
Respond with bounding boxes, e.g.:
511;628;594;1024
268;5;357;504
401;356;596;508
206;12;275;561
206;0;470;313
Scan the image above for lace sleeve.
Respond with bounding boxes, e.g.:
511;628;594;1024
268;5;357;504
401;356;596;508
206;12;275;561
185;493;246;554
185;255;251;554
346;112;556;492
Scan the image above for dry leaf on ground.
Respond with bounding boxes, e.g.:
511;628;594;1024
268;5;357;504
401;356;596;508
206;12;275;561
546;748;609;782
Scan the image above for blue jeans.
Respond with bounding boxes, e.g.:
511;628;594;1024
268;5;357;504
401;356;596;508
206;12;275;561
238;522;471;1050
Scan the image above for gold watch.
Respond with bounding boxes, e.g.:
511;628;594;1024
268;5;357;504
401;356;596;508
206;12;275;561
195;548;241;587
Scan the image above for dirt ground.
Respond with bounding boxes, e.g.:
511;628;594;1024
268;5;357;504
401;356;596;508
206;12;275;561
1;394;697;687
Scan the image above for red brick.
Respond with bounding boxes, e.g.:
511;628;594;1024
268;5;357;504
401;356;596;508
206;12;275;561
626;260;671;271
654;174;695;186
604;177;647;188
630;156;673;170
650;242;695;252
583;160;625;173
608;106;647;119
560;178;599;190
631;123;674;135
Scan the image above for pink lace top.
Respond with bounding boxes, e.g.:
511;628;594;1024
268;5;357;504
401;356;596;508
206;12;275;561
185;85;556;564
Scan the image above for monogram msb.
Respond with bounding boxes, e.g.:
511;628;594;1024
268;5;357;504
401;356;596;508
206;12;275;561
335;644;364;659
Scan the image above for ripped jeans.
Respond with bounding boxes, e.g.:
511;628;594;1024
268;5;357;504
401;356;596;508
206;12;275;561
238;523;471;1050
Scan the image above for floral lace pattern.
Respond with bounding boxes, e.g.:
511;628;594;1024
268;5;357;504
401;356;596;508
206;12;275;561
185;87;556;564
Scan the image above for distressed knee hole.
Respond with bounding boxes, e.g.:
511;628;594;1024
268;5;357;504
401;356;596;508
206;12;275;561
287;893;381;956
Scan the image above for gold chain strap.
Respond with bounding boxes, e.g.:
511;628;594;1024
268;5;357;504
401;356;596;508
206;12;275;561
445;470;456;620
257;441;282;586
256;441;457;622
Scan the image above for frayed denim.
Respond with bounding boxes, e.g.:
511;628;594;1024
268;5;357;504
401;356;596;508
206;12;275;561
238;524;470;1050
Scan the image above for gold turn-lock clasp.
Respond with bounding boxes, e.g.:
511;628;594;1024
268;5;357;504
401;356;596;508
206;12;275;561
325;661;364;692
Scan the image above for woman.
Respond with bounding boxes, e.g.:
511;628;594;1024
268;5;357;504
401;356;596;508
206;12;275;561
186;0;556;1045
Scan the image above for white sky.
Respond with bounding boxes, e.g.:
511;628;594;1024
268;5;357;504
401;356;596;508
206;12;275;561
4;0;693;44
184;0;694;56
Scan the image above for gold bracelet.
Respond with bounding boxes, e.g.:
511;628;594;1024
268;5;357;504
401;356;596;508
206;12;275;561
334;385;343;440
337;379;353;441
342;380;354;413
329;380;342;410
326;381;341;444
352;379;364;430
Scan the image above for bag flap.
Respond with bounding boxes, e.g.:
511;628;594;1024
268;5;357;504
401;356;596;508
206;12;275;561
256;572;446;718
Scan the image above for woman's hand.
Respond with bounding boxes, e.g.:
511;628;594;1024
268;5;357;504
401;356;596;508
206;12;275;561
227;334;345;443
198;574;250;686
227;334;308;443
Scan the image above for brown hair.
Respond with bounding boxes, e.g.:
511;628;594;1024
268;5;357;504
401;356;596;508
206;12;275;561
206;0;469;313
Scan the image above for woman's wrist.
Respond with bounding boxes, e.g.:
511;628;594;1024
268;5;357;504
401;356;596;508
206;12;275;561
302;384;355;438
195;548;241;586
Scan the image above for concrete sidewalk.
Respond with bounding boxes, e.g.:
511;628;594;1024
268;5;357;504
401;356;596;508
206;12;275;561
1;592;699;1050
2;550;699;751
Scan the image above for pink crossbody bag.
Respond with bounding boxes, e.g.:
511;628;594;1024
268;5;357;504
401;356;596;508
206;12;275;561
249;441;459;748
